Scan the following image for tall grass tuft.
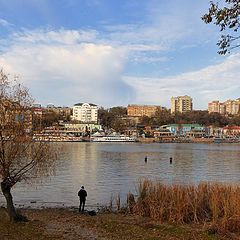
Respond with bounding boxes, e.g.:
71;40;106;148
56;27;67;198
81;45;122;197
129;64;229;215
130;179;240;233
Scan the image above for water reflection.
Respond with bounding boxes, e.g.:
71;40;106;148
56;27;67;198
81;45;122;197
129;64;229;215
0;142;240;208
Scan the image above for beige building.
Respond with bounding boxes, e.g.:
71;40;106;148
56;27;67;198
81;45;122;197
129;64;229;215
46;105;72;121
127;104;162;117
171;95;193;114
219;103;226;115
225;99;239;115
208;101;220;113
208;98;240;115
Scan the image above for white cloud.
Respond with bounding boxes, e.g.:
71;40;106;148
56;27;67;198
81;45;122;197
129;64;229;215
100;1;217;64
13;28;98;44
0;29;133;107
0;18;14;27
124;54;240;109
1;27;239;109
0;0;236;110
131;55;168;64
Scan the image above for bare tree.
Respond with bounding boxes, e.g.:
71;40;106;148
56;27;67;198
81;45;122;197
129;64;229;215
0;69;57;222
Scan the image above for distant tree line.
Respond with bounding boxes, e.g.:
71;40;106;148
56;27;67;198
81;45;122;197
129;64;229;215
141;109;240;127
98;107;240;132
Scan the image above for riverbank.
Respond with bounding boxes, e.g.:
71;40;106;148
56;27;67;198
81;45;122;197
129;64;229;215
0;207;238;239
137;137;215;143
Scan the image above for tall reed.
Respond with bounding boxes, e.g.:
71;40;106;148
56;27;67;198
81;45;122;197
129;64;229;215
130;179;240;233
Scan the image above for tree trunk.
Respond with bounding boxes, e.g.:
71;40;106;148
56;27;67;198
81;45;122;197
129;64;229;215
1;181;20;222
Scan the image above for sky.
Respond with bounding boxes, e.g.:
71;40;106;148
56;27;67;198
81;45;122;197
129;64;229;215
0;0;239;109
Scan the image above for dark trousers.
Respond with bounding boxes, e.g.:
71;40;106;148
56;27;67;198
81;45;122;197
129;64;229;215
79;199;86;213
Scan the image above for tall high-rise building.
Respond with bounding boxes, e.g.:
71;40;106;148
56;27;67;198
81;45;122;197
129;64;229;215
208;98;240;115
225;99;239;115
171;95;193;114
208;101;220;113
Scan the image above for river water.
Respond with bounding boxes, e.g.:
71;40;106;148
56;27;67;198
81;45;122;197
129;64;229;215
1;142;240;209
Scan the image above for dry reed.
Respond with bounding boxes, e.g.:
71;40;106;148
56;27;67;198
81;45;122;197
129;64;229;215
130;179;240;233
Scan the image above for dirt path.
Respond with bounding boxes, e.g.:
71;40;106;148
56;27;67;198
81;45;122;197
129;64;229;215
24;209;104;240
1;208;239;240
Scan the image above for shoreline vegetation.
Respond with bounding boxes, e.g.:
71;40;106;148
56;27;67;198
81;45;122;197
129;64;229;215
129;180;240;233
1;180;240;239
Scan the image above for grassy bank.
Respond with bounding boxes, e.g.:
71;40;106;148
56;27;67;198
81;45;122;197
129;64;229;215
129;179;240;235
0;207;236;239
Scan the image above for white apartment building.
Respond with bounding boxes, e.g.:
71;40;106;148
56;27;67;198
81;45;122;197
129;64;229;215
171;95;193;114
72;103;98;123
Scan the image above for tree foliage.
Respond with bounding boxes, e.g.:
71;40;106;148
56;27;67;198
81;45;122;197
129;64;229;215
173;111;227;126
170;111;230;127
202;0;240;54
99;106;239;131
98;106;127;132
154;108;173;126
0;69;56;222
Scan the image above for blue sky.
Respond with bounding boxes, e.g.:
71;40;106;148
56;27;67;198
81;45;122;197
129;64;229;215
0;0;239;109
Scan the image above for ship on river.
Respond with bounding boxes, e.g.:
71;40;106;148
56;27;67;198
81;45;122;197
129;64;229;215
213;136;240;143
33;133;82;142
91;133;136;142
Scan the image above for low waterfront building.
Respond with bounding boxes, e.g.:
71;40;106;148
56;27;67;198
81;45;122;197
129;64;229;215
153;128;173;138
207;126;224;137
160;124;206;137
223;126;240;136
123;127;138;137
63;123;102;135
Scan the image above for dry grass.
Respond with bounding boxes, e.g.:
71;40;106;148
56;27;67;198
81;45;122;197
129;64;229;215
130;179;240;234
1;207;234;240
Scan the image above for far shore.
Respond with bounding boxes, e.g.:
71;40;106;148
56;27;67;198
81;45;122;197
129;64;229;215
138;137;215;143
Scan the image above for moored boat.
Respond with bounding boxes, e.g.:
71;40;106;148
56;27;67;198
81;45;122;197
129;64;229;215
213;137;240;143
91;134;136;142
33;134;82;142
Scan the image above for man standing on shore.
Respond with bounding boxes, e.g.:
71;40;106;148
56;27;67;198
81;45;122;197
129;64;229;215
78;186;87;213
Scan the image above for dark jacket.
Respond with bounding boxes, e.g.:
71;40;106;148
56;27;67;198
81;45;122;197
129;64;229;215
78;189;87;201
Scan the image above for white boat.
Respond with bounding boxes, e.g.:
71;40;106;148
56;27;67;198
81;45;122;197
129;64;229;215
33;134;82;142
213;137;240;143
91;134;136;142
